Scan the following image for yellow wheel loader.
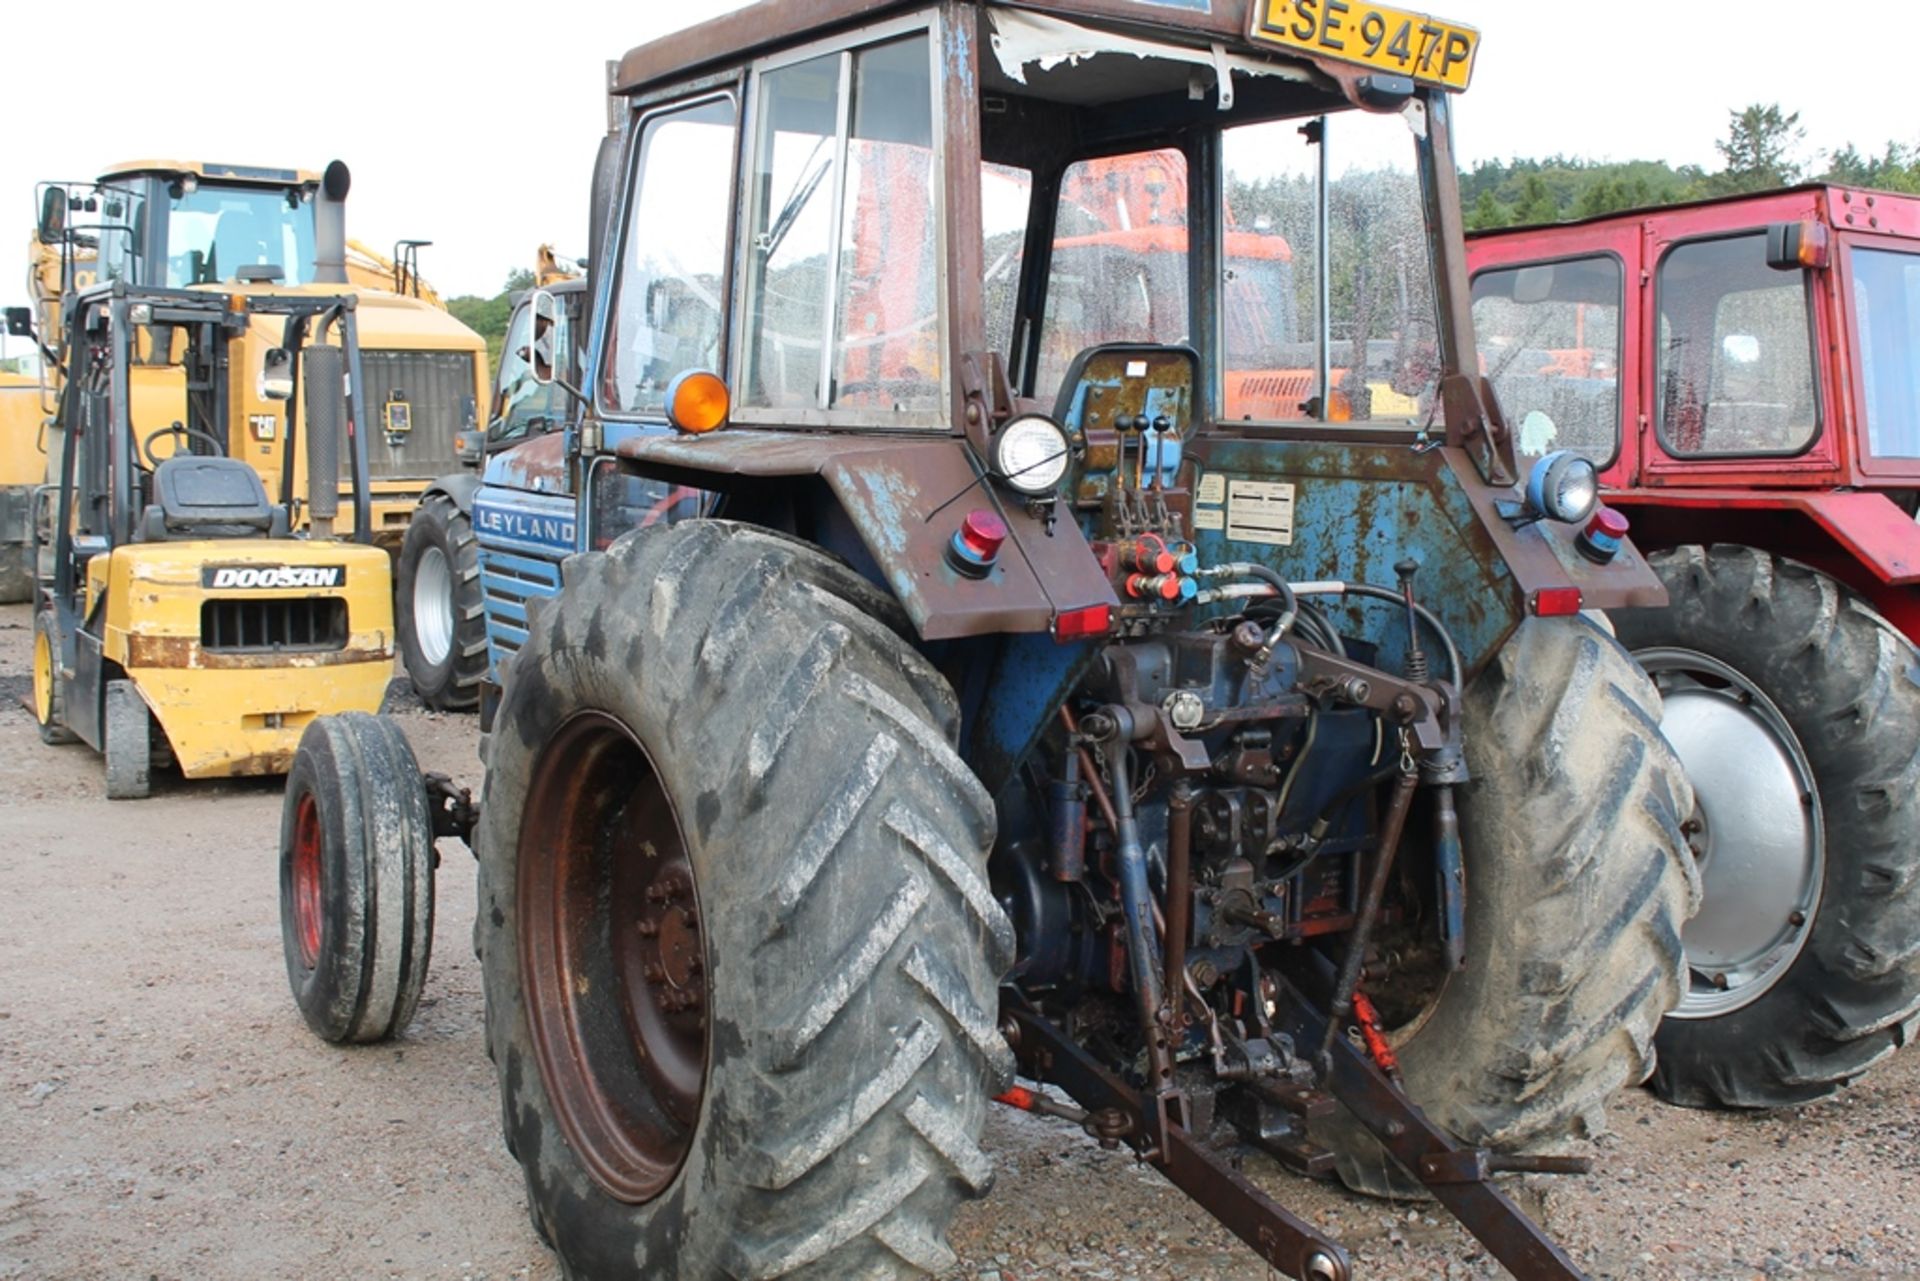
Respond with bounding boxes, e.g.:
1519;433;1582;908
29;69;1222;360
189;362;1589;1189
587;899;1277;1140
30;283;392;797
0;367;39;601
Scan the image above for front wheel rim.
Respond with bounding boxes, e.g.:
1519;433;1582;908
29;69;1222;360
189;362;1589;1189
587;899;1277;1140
518;711;708;1203
1638;646;1824;1019
291;793;325;971
411;544;455;669
32;625;55;726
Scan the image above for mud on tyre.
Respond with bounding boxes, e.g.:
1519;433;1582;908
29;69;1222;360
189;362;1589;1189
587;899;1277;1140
1330;615;1699;1193
1613;545;1920;1108
475;519;1014;1279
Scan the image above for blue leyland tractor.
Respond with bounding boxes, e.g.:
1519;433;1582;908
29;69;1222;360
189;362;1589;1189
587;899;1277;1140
277;4;1699;1278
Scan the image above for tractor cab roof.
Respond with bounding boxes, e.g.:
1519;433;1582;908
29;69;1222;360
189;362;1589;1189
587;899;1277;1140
616;0;1479;101
97;160;323;188
1468;182;1920;241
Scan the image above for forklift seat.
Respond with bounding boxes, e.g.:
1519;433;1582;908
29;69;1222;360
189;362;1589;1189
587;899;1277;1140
138;455;288;542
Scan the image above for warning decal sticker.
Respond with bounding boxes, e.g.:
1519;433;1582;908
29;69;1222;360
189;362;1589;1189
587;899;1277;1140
1226;480;1295;546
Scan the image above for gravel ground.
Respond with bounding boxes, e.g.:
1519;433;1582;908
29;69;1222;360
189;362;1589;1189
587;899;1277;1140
2;599;1917;1281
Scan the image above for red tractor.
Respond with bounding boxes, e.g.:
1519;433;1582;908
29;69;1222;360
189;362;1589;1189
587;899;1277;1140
1467;186;1920;1109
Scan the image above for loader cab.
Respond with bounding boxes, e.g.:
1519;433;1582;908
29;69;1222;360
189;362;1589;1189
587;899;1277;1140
92;163;322;289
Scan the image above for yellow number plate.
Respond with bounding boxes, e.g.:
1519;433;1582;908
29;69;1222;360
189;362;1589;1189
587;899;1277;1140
1249;1;1479;91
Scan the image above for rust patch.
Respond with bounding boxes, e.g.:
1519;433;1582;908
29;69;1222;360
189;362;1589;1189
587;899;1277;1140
126;634;392;669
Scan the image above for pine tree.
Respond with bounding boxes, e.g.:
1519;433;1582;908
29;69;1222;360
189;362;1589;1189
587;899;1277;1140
1704;104;1805;195
1513;175;1559;225
1467;189;1510;230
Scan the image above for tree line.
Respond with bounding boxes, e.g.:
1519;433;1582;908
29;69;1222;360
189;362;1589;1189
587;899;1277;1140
1463;103;1920;230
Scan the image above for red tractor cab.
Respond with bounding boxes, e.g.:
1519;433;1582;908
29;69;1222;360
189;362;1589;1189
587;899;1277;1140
1468;188;1920;1111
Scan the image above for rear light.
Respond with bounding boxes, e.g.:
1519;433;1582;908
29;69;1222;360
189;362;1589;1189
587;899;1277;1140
1576;507;1630;564
1531;587;1584;617
944;509;1007;579
1053;603;1112;642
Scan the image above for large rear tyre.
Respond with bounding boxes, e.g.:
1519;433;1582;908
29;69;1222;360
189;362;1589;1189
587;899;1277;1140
1613;545;1920;1107
1332;616;1699;1194
476;520;1013;1280
397;492;486;712
31;609;76;745
278;713;436;1044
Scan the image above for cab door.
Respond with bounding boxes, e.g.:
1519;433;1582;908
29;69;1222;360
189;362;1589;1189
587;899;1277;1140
1636;201;1844;488
1467;221;1640;487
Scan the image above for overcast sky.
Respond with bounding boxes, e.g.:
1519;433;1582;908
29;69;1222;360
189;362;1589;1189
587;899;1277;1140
4;0;1915;309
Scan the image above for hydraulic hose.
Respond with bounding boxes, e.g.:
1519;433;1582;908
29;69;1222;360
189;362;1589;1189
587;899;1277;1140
1196;574;1463;690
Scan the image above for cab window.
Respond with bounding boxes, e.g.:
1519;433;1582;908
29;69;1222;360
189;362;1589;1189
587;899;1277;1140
1220;111;1440;423
738;32;941;419
601;96;739;417
1657;234;1818;456
1851;247;1920;459
492;299;572;445
1037;149;1191;400
164;185;316;287
96;183;147;284
1470;255;1623;465
588;459;706;549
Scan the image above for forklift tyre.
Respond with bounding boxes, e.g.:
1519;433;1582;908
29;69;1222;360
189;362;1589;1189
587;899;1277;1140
1328;617;1699;1195
397;492;487;712
104;679;152;800
1614;546;1920;1108
31;609;77;745
279;713;436;1044
476;520;1011;1280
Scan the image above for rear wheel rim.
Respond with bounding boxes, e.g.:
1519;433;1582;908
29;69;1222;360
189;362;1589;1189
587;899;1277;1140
291;793;324;971
412;544;455;669
32;624;54;726
519;711;708;1203
1638;647;1823;1019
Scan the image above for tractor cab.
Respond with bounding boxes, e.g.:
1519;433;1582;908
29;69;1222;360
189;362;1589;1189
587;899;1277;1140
1467;186;1920;630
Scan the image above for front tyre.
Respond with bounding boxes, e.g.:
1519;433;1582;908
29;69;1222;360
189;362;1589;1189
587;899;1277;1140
397;492;486;712
477;520;1013;1280
31;609;76;745
1614;545;1920;1107
1333;616;1699;1193
278;713;436;1043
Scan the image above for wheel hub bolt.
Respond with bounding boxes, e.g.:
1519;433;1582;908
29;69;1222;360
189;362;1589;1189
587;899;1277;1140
1788;910;1807;927
637;919;659;938
644;963;666;985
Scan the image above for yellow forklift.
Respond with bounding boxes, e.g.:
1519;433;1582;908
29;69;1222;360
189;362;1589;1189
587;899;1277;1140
29;271;393;798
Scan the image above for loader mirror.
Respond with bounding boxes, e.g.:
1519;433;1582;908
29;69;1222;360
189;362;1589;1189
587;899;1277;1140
4;307;31;339
259;347;295;401
37;187;67;244
527;289;559;387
